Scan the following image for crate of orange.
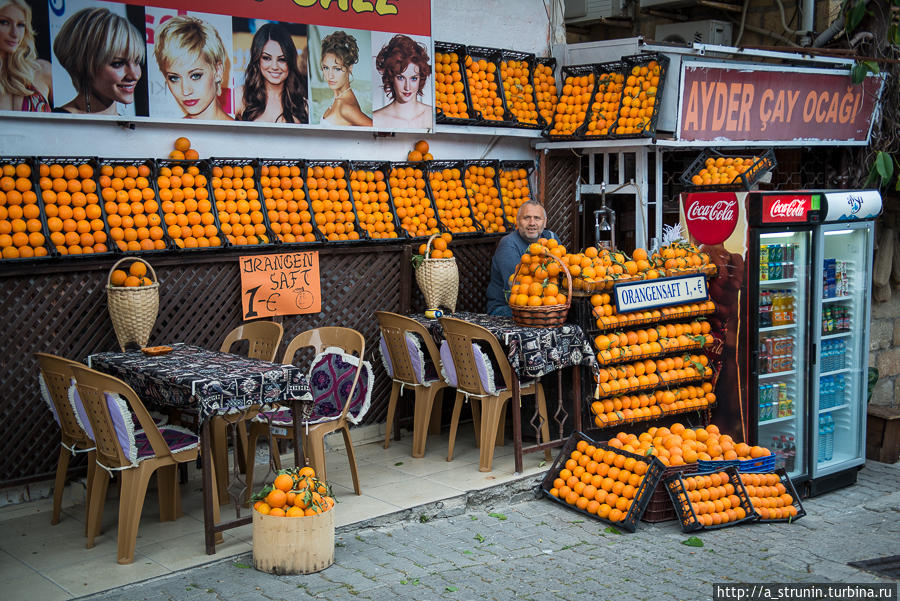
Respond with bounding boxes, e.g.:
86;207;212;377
740;469;805;523
462;159;512;233
37;157;116;258
464;46;517;126
544;64;598;141
386;161;439;239
0;156;55;260
208;158;276;247
541;431;665;532
107;257;159;350
608;53;669;139
347;161;404;241
665;466;757;532
97;158;174;253
680;148;777;192
304;160;365;243
251;466;336;575
257;159;320;245
155;159;224;250
534;57;558;126
497;160;536;225
498;49;545;129
422;160;482;236
434;41;479;125
582;61;627;139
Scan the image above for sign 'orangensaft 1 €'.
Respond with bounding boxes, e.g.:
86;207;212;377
240;252;322;318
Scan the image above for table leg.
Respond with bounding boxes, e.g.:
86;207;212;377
292;399;306;467
201;419;216;555
511;373;523;474
573;367;582;432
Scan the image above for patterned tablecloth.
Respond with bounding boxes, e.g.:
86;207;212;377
410;312;598;380
87;343;312;422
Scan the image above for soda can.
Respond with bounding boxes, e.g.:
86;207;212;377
784;244;795;263
769;262;782;280
760;262;769;281
782;261;794;279
769;244;782;263
778;382;788;402
760;244;769;265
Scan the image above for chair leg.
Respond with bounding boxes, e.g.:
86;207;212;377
471;399;481;448
478;397;507;472
340;425;361;495
84;450;97;537
535;384;552;462
411;386;434;458
383;381;401;448
86;468;110;548
270;431;283;470
210;417;229;505
116;466;154;564
428;387;443;435
497;403;508;447
51;445;70;526
235;420;249;474
156;465;179;522
447;391;465;462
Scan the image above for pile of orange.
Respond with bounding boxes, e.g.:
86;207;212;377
464;164;506;233
0;161;48;259
389;166;437;237
594;320;712;355
157;163;221;248
350;167;397;239
498;166;532;224
109;259;153;287
407;139;433;162
740;473;798;520
533;61;558;124
548;72;594;136
605;424;771;467
98;162;164;252
417;232;454;259
434;51;470;119
690;156;771;186
553;247;661;293
595;353;712;397
591;385;712;428
465;56;504;121
673;471;748;527
651;242;716;277
508;238;568;307
547;438;653;522
306;163;359;242
585;69;624;137
210;163;268;246
168;136;199;160
38;161;107;256
614;61;660;135
591;294;716;331
252;466;335;518
428;167;477;233
259;163;315;244
499;59;538;125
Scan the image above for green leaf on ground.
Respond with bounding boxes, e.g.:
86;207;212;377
394;461;403;466
419;514;429;523
488;512;507;521
570;519;584;524
462;550;473;554
446;586;459;592
682;536;704;547
233;562;251;569
604;526;622;535
474;533;485;543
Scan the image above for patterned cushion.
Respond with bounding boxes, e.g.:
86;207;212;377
135;426;199;459
439;340;506;396
105;393;138;465
379;333;439;384
69;382;94;440
307;349;373;425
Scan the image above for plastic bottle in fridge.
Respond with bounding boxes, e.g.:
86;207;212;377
825;414;835;461
785;435;796;472
818;415;827;462
772;435;785;469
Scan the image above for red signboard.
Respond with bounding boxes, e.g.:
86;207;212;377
123;0;430;35
681;192;739;245
679;64;882;143
762;194;812;223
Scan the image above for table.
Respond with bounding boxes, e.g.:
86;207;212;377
410;312;598;472
87;343;312;554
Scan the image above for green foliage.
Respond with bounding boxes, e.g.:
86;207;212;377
682;536;705;547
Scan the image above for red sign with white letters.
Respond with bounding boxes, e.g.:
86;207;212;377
681;192;739;245
761;194;812;223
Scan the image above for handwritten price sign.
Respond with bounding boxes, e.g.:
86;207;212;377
239;252;321;318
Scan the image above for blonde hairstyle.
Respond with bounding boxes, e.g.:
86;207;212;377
0;0;41;97
154;16;226;74
53;7;144;95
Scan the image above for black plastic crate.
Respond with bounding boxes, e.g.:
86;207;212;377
740;468;806;523
422;160;483;237
304;160;367;244
497;160;536;225
665;465;758;532
642;463;698;523
464;46;518;127
462;159;511;233
256;158;321;245
207;158;278;248
534;56;558;125
347;160;406;241
385;161;440;239
434;41;480;125
680;148;777;192
0;155;57;261
155;159;226;250
540;431;666;532
582;61;628;139
543;64;598;141
608;53;669;139
96;158;175;254
498;49;545;129
36;156;115;258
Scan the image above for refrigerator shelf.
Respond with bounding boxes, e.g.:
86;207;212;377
819;403;850;414
759;414;796;425
759;370;796;380
823;295;852;303
822;332;851;341
759;324;796;333
820;367;851;377
760;278;798;286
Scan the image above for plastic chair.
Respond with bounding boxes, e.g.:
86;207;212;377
70;365;209;564
438;317;551;472
245;327;366;496
375;311;448;457
33;353;97;529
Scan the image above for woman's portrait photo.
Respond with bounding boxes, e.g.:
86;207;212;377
0;0;51;112
49;2;147;116
308;26;371;127
372;32;433;130
146;8;233;121
233;19;308;124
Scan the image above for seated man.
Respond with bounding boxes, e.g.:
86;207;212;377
486;200;558;316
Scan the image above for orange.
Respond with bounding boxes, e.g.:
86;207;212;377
129;261;147;278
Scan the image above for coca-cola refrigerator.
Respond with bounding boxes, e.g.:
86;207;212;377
681;190;881;494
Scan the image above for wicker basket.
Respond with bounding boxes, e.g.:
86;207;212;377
414;234;459;312
511;250;572;327
107;258;159;351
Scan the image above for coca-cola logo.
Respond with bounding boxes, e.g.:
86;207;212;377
762;195;810;223
682;192;739;245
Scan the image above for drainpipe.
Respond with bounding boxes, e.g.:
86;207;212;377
802;0;815;41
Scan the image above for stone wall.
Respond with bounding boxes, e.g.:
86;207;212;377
869;212;900;408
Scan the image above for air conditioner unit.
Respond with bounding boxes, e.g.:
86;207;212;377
564;0;626;23
654;20;733;46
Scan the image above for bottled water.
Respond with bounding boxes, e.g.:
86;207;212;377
825;415;835;461
818;415;827;462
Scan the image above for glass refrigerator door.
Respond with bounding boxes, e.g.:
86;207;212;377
754;230;810;480
811;222;873;477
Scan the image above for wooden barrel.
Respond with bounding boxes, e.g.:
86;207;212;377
252;508;335;574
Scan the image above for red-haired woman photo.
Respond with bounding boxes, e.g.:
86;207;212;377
373;34;431;129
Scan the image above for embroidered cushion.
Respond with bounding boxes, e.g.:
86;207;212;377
379;333;439;384
439;340;506;396
306;348;374;425
104;392;138;465
38;374;60;426
135;426;199;459
70;381;94;440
